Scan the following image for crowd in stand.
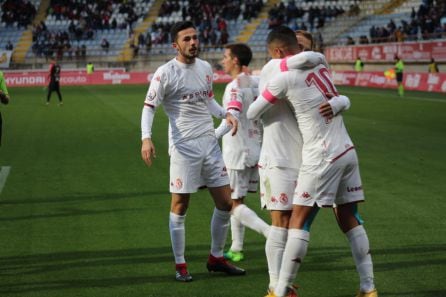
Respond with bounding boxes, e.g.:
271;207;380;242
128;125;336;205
149;0;263;49
32;21;88;60
27;0;153;59
268;1;346;31
1;0;36;28
347;0;446;45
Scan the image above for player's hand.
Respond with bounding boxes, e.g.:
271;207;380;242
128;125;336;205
0;90;9;105
226;112;238;136
141;138;156;167
319;102;334;120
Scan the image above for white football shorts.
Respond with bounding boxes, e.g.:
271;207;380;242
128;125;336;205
259;165;298;211
228;167;259;199
169;135;229;193
293;149;364;207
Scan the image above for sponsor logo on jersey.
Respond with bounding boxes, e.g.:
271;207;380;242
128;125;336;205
221;166;228;177
271;196;278;203
347;185;362;192
181;89;210;103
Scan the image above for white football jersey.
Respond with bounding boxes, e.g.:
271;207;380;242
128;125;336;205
263;64;354;165
221;73;261;169
143;58;216;147
258;59;302;169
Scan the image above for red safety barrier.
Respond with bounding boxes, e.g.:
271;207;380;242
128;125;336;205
332;71;446;93
3;69;233;87
325;40;446;63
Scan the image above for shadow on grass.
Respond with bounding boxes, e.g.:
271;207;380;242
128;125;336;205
0;191;168;206
0;243;445;294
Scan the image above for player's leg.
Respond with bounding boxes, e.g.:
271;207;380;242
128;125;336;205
335;152;377;296
234;167;269;238
226;196;246;261
55;83;63;103
170;193;192;282
228;168;269;261
396;73;404;97
207;185;245;275
274;204;318;297
46;84;52;104
168;139;203;282
262;166;297;294
225;169;246;261
203;136;245;275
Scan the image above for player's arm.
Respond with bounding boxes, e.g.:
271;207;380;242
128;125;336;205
319;95;351;120
214;88;243;138
0;74;10;105
285;51;328;70
141;70;166;167
208;94;239;136
247;74;287;120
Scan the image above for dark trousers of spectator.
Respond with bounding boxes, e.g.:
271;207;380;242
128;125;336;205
47;82;63;103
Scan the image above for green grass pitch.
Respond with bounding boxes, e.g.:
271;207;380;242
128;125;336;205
0;84;445;297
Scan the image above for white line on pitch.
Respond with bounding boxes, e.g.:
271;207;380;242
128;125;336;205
0;166;11;195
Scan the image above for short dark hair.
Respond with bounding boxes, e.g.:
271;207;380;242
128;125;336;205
295;30;313;50
171;21;195;42
224;43;252;67
266;26;298;49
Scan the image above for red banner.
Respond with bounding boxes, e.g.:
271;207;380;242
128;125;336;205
3;69;232;87
325;40;446;63
332;70;446;93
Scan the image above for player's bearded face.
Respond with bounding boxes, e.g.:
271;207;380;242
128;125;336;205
174;28;199;60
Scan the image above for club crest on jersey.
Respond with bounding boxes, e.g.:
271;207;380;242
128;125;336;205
301;192;311;199
147;89;156;101
174;178;183;190
279;193;288;204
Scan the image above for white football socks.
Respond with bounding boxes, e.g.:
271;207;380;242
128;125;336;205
275;229;310;297
346;225;375;293
169;212;186;264
210;208;231;257
265;226;288;290
232;204;270;238
229;215;245;252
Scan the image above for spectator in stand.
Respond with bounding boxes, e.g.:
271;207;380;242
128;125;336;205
101;38;110;53
428;58;439;73
5;41;13;51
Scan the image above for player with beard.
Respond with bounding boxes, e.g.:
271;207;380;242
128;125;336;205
141;21;245;282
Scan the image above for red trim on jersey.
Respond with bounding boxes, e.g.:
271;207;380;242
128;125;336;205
144;103;155;108
331;146;355;163
227;100;242;111
262;89;278;104
208;90;214;98
280;57;290;72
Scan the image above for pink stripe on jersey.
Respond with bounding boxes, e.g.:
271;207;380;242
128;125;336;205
227;100;242;111
280;57;290;72
144;103;154;108
331;146;355;163
262;89;278;104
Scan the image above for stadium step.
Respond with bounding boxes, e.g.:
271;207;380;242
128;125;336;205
236;0;281;43
117;0;164;62
374;0;407;15
12;0;51;63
